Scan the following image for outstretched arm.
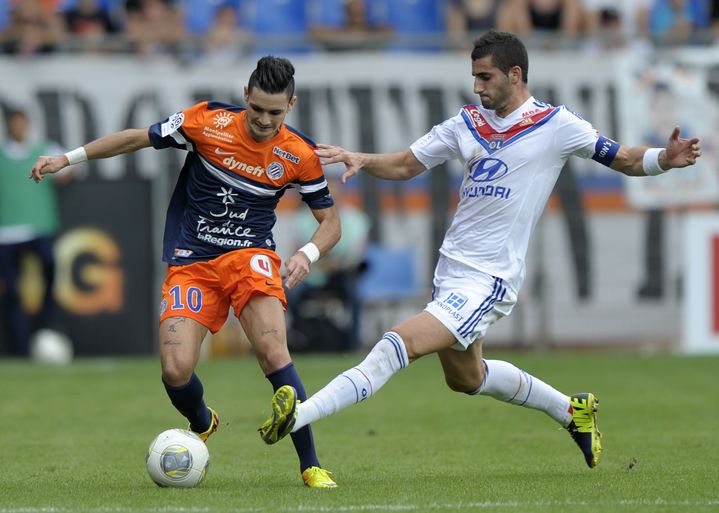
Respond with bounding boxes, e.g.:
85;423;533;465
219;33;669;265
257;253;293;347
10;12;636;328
610;126;701;177
315;144;426;183
30;128;152;183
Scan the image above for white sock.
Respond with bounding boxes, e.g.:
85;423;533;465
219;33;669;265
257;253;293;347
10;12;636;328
293;332;409;432
475;359;572;426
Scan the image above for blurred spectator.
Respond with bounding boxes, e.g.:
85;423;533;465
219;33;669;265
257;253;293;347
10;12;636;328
309;0;393;51
0;109;69;356
63;0;120;52
200;1;251;63
1;0;66;55
446;0;510;49
124;0;184;57
582;0;652;49
502;0;583;43
286;175;370;352
648;0;710;45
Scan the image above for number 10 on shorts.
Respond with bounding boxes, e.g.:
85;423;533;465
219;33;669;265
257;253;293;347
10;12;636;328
169;285;203;313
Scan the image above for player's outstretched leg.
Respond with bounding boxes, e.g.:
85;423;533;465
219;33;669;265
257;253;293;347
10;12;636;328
566;393;602;468
260;332;409;443
471;360;601;468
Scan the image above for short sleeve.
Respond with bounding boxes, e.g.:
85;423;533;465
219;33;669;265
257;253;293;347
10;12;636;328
297;155;334;209
409;114;463;170
148;102;208;151
554;107;601;160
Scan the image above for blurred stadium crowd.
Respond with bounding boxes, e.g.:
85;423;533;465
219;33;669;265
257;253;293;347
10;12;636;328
0;0;717;60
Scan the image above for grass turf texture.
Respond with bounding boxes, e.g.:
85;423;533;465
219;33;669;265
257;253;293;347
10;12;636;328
1;352;717;513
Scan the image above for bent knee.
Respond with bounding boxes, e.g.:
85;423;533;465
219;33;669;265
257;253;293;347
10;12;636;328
256;346;291;375
444;371;486;394
161;358;194;386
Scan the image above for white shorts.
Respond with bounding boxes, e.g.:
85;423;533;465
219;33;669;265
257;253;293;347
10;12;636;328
424;256;517;351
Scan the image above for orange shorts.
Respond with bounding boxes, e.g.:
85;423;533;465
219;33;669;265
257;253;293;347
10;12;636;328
159;249;286;333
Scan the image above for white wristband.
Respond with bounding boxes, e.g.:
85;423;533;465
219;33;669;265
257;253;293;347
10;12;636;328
298;242;320;263
64;147;87;165
642;148;667;176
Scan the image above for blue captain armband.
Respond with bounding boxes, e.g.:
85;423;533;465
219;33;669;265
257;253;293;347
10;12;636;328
591;136;620;167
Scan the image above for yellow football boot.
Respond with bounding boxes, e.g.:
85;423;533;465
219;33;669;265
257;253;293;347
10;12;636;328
566;393;602;468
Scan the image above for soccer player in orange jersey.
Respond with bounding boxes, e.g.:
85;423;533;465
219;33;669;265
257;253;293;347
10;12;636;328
29;56;341;488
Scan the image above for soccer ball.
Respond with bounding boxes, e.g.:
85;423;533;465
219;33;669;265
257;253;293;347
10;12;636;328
30;329;73;365
146;429;210;488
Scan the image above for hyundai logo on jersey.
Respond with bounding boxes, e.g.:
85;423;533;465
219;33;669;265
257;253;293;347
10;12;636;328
469;158;509;183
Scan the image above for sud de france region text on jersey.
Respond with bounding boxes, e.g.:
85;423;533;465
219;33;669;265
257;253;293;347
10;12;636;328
409;96;618;288
148;101;333;265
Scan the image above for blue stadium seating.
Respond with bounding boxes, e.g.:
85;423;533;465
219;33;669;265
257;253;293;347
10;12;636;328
181;0;241;35
240;0;317;54
309;0;346;28
358;243;422;302
372;0;446;51
0;0;7;30
58;0;122;12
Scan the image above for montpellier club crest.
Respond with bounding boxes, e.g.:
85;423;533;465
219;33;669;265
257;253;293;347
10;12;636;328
266;161;284;180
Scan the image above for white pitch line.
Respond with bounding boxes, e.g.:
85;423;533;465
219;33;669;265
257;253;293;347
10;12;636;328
2;500;719;513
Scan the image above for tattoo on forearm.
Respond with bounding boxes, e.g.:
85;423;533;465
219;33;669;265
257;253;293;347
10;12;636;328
162;339;181;346
261;328;279;337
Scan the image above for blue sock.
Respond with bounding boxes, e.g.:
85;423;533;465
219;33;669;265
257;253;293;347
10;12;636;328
163;373;211;433
266;362;320;472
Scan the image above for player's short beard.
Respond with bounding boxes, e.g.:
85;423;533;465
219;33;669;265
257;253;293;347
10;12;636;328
484;84;512;114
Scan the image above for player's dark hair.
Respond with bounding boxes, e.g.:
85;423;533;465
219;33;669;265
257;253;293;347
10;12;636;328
247;56;295;99
472;31;529;84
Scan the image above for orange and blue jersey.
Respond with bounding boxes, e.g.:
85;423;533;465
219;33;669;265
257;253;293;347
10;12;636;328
148;101;333;265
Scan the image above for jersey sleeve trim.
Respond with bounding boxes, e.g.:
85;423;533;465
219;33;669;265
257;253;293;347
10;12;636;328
206;101;243;113
301;186;334;208
149;113;194;151
285;124;318;148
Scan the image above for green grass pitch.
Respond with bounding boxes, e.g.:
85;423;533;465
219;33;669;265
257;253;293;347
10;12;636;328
1;351;717;513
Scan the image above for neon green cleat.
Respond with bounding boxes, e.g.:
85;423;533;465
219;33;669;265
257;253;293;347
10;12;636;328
258;385;297;445
191;407;220;443
566;393;601;468
302;466;337;488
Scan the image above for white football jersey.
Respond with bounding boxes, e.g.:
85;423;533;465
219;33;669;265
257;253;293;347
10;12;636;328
410;96;618;287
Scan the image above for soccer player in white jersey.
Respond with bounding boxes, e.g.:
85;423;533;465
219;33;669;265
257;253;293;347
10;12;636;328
259;30;702;469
